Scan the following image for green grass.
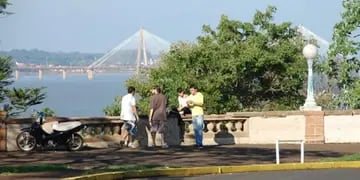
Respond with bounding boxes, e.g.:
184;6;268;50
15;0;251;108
321;153;360;162
0;164;181;175
0;164;70;174
87;164;181;174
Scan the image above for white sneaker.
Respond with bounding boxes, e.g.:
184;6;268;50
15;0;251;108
149;144;155;148
129;143;136;148
161;144;169;149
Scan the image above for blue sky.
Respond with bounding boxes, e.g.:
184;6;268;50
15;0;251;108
0;0;343;53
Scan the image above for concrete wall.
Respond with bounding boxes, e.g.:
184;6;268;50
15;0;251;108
245;115;306;144
325;115;360;143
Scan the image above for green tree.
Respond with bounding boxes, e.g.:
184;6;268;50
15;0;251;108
5;87;46;117
321;0;360;109
124;6;307;114
41;107;56;117
103;96;122;116
0;0;12;16
0;57;13;102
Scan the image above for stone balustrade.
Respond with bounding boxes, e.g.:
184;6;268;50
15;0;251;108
3;110;360;151
182;114;248;145
0;112;249;151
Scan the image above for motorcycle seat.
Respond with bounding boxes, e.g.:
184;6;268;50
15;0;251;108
52;121;82;132
41;121;58;134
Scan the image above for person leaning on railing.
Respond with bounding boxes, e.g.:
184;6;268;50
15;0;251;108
187;84;204;149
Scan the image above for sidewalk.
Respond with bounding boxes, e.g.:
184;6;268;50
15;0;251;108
1;144;360;179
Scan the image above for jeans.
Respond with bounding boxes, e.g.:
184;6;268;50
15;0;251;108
192;115;204;146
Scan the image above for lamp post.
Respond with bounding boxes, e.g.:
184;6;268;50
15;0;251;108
301;44;322;111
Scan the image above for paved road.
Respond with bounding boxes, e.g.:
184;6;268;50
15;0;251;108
2;144;360;179
143;169;360;180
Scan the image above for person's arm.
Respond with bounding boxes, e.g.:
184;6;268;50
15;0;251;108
193;93;204;106
188;94;203;106
177;96;183;111
131;97;139;121
149;109;153;122
149;97;154;123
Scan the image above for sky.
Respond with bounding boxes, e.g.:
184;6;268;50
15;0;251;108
0;0;343;53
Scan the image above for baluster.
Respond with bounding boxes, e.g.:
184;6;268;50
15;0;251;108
95;126;103;136
113;124;121;136
206;122;215;133
235;120;244;132
215;122;221;133
104;125;111;135
188;123;194;134
85;125;93;136
225;121;233;132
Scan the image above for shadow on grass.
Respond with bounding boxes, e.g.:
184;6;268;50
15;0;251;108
86;164;182;175
0;164;69;174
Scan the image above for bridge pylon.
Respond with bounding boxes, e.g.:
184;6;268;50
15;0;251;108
87;27;170;74
87;68;94;80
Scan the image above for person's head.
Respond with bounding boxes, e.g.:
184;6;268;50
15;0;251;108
189;84;198;95
153;86;162;94
177;88;185;97
128;86;136;95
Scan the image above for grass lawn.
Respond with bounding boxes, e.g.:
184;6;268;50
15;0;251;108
0;164;180;175
321;153;360;162
86;164;181;174
0;164;70;174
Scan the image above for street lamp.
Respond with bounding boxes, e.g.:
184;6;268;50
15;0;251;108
301;44;322;111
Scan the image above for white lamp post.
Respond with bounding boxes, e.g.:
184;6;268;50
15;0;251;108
301;44;322;111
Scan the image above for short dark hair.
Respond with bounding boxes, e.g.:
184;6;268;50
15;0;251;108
177;88;184;93
128;86;135;93
154;86;162;93
189;84;197;90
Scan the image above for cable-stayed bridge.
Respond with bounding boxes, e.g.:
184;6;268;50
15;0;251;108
88;28;170;72
15;28;171;80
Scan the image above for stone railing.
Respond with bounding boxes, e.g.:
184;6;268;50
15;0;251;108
0;112;249;151
182;114;248;145
5;109;360;151
1;116;125;151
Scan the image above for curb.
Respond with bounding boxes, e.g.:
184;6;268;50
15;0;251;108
63;161;360;180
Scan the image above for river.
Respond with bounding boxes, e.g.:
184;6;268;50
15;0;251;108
12;73;132;117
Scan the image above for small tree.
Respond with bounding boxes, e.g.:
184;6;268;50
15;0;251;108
5;87;46;117
103;96;122;116
321;0;360;109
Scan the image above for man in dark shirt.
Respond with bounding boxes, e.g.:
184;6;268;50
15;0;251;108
149;86;168;148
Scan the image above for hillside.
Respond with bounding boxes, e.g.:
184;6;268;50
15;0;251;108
0;49;103;66
0;49;158;66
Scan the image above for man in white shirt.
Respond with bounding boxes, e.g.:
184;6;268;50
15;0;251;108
120;86;139;148
177;88;191;115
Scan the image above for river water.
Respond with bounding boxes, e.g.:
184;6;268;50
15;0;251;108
12;73;132;117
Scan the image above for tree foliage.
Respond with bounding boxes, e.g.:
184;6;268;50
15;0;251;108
0;0;12;16
321;0;360;109
0;56;13;102
124;6;307;114
5;87;46;117
103;96;122;116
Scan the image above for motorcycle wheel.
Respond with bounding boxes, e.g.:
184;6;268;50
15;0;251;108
16;131;36;152
68;133;83;151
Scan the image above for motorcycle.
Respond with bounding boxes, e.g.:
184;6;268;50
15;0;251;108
16;110;84;152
